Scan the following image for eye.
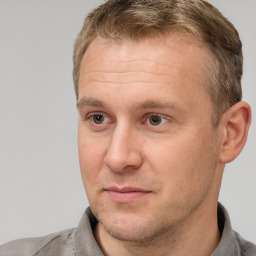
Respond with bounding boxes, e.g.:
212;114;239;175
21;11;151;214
147;114;167;126
90;114;108;124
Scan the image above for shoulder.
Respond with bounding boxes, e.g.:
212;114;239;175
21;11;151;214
234;231;256;256
0;228;75;256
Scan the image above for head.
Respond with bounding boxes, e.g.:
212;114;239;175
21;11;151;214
73;0;243;126
74;0;251;247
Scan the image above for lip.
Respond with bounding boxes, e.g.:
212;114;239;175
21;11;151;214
104;186;152;203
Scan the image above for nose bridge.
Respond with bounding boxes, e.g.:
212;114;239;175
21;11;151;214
104;121;143;172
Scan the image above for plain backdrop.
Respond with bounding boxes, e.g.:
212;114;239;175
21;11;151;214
0;0;255;245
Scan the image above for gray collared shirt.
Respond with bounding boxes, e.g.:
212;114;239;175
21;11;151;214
1;203;256;255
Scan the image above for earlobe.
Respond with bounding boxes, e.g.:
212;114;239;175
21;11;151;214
219;101;251;163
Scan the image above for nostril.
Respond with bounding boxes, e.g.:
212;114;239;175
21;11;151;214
104;150;143;173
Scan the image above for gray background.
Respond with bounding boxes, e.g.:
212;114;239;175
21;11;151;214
0;0;255;245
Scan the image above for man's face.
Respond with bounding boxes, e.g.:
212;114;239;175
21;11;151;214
77;35;223;242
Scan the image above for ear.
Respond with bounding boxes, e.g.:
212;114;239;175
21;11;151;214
219;101;251;163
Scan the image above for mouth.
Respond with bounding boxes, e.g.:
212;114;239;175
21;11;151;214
104;186;152;203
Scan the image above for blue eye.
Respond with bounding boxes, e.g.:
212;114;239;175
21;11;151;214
148;115;167;126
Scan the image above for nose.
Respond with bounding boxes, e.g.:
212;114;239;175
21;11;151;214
104;124;143;173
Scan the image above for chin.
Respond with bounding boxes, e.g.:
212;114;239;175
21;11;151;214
98;210;175;243
102;222;160;242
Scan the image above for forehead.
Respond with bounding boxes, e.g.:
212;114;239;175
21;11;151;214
78;34;212;115
85;34;207;62
79;34;209;85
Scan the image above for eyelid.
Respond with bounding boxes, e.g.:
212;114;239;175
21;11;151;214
145;113;170;125
86;112;110;124
84;111;172;126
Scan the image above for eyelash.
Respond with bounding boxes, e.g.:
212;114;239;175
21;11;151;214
87;113;110;125
146;113;168;126
86;112;169;127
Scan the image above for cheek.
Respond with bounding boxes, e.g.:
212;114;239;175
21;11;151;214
145;135;213;195
78;134;106;189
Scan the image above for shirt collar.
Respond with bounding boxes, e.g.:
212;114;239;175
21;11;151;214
211;203;241;256
72;208;104;256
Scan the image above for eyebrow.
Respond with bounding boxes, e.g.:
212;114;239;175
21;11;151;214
76;97;106;108
134;100;186;112
77;97;186;113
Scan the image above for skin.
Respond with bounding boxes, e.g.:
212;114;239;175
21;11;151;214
77;35;251;256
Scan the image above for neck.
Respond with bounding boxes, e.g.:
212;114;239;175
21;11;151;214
94;201;221;256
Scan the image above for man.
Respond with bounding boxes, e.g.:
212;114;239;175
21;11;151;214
0;0;255;255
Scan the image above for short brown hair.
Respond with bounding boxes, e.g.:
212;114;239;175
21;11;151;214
73;0;243;125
